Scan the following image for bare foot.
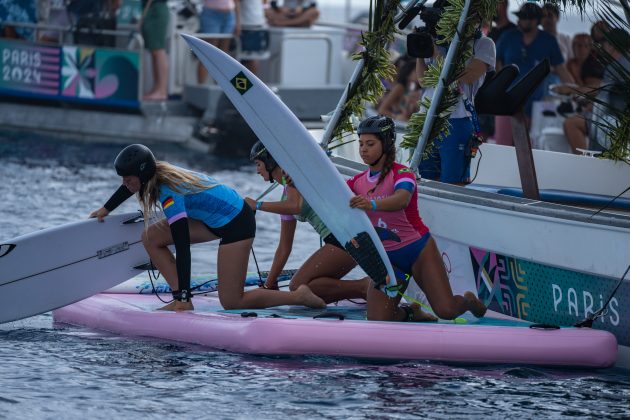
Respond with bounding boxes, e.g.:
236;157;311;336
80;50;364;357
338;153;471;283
157;300;194;312
143;91;167;101
296;285;326;309
410;303;438;322
464;291;487;318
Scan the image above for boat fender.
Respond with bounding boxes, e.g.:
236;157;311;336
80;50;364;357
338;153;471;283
240;312;258;318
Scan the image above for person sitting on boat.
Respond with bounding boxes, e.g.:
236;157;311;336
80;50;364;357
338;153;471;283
89;144;325;311
264;0;319;28
558;28;630;153
416;11;496;184
246;141;370;304
377;55;422;122
348;115;487;322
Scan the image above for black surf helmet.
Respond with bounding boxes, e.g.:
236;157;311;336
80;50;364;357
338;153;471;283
250;141;278;183
357;115;396;153
114;144;156;184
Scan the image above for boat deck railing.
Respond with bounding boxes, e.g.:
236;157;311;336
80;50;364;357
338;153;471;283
1;20;145;50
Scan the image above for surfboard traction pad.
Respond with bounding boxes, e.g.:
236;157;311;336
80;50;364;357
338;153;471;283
344;232;388;288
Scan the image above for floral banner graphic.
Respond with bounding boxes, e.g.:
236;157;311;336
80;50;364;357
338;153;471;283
0;39;140;108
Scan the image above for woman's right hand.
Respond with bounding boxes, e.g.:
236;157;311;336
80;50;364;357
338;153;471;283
261;279;279;290
244;197;257;211
89;207;110;222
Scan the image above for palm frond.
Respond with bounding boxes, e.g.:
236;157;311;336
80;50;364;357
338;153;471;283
328;0;400;146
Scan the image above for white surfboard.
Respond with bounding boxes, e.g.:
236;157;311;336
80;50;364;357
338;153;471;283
183;34;397;294
0;211;149;324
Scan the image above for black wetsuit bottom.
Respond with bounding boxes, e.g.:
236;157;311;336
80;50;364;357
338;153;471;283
206;203;256;245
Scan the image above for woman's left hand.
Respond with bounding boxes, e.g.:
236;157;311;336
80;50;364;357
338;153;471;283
349;195;371;211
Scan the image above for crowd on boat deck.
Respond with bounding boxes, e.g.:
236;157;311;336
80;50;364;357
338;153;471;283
375;0;629;183
0;0;321;98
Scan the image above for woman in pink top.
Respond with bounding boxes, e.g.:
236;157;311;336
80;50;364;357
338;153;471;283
347;115;487;322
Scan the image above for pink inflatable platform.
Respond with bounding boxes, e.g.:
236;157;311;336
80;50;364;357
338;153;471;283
53;294;618;368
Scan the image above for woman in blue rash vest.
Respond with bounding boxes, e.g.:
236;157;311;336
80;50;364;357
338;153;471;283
246;141;370;304
89;144;326;311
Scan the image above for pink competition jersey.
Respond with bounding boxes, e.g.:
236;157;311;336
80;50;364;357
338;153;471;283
347;162;429;251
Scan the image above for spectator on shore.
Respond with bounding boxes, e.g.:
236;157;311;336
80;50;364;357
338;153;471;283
493;2;574;146
417;23;496;183
567;33;603;88
239;0;266;74
198;0;240;84
591;20;609;46
585;20;608;84
0;0;36;41
142;0;170;101
562;28;630;153
265;0;319;28
482;0;514;139
541;2;572;61
38;0;72;44
377;56;421;121
488;0;515;44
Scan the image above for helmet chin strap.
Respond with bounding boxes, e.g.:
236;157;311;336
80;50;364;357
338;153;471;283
267;164;278;184
368;151;385;168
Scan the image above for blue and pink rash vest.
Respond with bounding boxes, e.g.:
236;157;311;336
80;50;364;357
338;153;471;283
103;169;245;296
158;172;244;229
346;162;429;251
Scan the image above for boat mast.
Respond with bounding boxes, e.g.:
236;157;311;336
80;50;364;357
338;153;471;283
321;0;415;149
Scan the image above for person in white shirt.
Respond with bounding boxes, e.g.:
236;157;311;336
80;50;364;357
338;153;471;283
417;31;496;183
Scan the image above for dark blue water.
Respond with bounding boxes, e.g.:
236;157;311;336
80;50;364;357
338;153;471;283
2;132;630;419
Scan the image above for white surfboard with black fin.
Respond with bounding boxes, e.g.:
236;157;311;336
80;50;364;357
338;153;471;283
182;34;398;295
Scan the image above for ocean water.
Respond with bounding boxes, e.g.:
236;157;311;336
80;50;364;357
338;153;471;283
2;132;630;419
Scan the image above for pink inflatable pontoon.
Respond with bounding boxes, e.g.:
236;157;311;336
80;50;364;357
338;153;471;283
53;293;617;368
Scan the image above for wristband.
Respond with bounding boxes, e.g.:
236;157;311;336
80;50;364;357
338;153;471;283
370;199;377;211
256;201;263;210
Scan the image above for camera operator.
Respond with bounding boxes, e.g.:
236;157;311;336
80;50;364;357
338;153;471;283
410;0;496;184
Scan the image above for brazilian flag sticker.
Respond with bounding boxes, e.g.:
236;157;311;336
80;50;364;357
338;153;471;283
397;167;412;174
231;71;252;95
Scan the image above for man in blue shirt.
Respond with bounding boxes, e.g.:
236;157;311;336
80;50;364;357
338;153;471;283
492;2;574;146
496;2;574;117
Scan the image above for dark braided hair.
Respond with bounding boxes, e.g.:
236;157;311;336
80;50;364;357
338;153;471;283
368;142;397;195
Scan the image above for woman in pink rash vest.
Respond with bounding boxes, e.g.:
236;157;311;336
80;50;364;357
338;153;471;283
347;115;487;322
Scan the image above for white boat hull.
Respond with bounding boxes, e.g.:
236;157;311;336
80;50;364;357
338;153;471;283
415;181;630;368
